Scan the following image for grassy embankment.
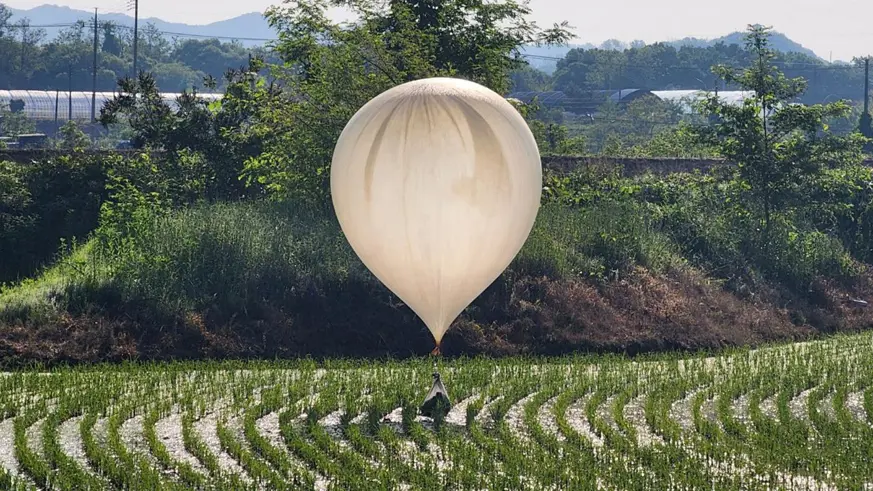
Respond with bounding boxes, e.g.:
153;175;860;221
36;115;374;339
3;166;872;367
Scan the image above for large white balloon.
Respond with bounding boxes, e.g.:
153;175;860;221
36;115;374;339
330;77;542;347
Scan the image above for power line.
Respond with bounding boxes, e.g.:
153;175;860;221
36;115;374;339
5;21;276;42
109;23;275;42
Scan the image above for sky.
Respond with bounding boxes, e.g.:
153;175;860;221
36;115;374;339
5;0;873;62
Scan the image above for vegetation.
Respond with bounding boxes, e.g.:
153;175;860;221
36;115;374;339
1;333;873;488
3;1;873;485
541;38;869;106
1;4;873;369
0;2;267;92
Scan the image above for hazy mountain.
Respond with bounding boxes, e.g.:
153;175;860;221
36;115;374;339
6;5;822;61
6;4;277;47
519;31;822;73
668;31;819;59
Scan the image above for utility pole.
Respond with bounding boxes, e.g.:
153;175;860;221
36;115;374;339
68;63;73;121
19;21;27;72
92;8;98;123
864;57;870;117
132;0;139;80
861;56;873;150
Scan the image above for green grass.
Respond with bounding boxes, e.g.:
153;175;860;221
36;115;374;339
0;241;110;323
0;199;677;324
0;333;872;489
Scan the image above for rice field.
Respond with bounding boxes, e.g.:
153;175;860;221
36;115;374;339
1;332;872;490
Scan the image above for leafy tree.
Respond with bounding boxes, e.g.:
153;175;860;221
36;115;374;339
172;39;250;77
102;21;123;56
510;64;552;92
0;104;36;136
578;95;684;153
626;122;719;158
0;3;11;38
99;58;277;201
550;41;865;105
245;0;572;204
57;120;90;150
697;25;866;232
11;18;47;77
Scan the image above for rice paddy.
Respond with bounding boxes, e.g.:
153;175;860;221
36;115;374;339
1;332;872;490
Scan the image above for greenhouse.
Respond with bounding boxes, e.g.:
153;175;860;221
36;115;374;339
0;90;223;122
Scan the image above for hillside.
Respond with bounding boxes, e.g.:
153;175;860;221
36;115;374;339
669;31;820;59
6;4;277;46
522;30;822;73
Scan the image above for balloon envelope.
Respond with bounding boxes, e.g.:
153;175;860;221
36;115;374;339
330;77;542;346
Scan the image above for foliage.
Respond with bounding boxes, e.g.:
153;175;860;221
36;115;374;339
99;62;276;201
0;4;270;92
0;4;10;38
0;102;36;137
549;38;866;105
696;25;866;232
622;123;720;158
0;156;106;283
529;120;587;154
243;0;571;204
56;120;90;150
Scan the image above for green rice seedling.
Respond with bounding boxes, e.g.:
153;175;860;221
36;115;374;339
3;333;873;489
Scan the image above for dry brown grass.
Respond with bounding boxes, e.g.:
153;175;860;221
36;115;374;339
2;266;872;367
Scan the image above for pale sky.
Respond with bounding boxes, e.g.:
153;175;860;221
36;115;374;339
5;0;873;61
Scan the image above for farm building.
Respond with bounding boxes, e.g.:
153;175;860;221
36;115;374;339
0;90;223;122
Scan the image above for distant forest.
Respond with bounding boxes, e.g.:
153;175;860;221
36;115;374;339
513;43;867;105
0;1;868;106
0;2;275;92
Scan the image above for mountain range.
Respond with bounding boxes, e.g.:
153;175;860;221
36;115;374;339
7;4;823;61
6;4;277;46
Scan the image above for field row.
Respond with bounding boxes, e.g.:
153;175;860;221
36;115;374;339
1;334;872;490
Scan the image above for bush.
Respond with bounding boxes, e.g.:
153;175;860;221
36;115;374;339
0;157;107;283
99;200;365;315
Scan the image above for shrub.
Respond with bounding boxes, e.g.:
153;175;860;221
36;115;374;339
0;156;107;283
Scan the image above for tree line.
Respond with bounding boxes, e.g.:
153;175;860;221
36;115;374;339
0;2;272;92
3;0;873;364
514;43;869;106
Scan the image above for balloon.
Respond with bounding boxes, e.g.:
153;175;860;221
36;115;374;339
330;77;542;347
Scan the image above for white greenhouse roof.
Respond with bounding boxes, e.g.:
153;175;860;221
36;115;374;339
0;90;223;122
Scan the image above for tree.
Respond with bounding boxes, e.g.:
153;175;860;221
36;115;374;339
13;19;47;72
0;3;11;39
244;0;572;203
102;21;123;56
697;25;866;232
172;39;249;77
0;103;36;136
99;59;278;201
57;120;90;150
